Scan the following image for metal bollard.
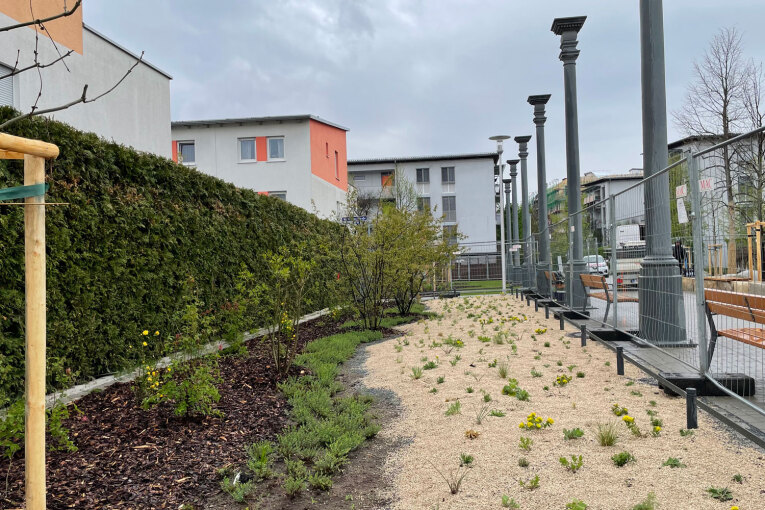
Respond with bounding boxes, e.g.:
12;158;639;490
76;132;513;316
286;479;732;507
545;304;549;319
559;315;564;330
616;347;624;376
580;324;587;347
526;296;530;307
686;388;698;429
534;299;539;312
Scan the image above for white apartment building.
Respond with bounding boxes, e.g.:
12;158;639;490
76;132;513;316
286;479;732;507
171;115;349;218
347;153;498;246
0;3;171;156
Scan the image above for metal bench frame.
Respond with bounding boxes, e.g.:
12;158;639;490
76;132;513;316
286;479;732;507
704;289;765;364
579;273;638;323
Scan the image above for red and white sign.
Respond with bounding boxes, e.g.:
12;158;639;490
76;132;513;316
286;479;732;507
699;178;713;192
675;184;687;198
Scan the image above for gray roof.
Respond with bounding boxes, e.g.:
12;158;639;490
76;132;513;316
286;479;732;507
582;171;644;187
348;152;498;165
83;24;172;79
171;114;349;131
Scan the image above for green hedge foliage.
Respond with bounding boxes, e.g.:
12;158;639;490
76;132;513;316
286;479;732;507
0;108;340;401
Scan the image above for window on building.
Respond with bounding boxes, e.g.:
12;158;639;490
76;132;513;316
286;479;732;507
381;171;394;187
442;166;455;193
268;137;285;160
269;191;287;201
178;141;195;165
239;138;256;162
416;168;430;195
442;196;456;222
353;174;366;183
335;151;339;180
443;225;458;245
417;197;431;212
0;64;13;107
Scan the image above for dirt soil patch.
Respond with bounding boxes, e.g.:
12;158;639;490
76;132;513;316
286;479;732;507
364;294;765;509
0;317;348;509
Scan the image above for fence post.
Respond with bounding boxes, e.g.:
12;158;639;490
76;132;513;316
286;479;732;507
609;196;618;327
688;152;709;374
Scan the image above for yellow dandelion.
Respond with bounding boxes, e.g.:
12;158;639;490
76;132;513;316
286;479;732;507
142;341;148;347
654;426;661;432
147;376;152;382
142;330;149;336
154;330;159;336
547;418;554;424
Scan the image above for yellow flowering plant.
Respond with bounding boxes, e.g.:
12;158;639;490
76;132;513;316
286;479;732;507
518;412;554;430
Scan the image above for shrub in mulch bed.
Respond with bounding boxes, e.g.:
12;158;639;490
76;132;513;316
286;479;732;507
0;317;346;509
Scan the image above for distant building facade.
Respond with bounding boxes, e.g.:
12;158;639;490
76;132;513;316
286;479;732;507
171;115;349;218
0;2;171;156
347;153;498;247
582;169;645;243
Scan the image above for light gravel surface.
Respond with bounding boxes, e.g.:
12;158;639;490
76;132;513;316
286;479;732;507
364;294;765;510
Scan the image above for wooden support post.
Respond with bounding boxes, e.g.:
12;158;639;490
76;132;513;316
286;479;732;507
25;154;46;510
758;227;763;283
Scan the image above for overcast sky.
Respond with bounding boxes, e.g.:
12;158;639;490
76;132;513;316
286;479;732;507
86;0;765;193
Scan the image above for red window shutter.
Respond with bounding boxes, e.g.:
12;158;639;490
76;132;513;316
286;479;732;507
171;140;178;162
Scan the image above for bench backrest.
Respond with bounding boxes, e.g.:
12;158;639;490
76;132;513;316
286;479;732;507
705;289;765;325
580;273;606;290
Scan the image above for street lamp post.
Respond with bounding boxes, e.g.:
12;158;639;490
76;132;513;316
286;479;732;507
508;160;521;283
529;94;552;297
552;16;588;310
515;136;534;289
490;135;511;294
639;0;685;343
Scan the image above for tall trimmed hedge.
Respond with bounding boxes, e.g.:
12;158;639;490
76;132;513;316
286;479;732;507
0;108;341;400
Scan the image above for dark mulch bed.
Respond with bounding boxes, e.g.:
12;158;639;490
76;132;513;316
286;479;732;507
0;317;348;509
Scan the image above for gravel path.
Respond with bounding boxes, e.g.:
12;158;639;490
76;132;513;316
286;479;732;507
364;294;765;510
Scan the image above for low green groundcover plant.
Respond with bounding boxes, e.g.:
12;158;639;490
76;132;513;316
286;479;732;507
246;330;382;498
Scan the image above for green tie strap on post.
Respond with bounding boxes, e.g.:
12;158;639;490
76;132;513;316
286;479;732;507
0;183;49;201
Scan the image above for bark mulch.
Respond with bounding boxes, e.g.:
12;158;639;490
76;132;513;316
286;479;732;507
0;317;347;510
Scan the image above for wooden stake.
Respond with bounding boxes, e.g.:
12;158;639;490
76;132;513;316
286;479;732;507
758;227;762;283
24;154;46;510
748;225;753;282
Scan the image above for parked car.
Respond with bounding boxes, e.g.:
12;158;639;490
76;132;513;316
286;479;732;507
583;254;609;276
610;241;645;287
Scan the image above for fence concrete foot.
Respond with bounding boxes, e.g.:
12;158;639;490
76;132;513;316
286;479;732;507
534;299;539;312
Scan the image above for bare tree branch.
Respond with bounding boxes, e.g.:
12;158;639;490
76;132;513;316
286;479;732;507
0;49;73;80
0;0;81;33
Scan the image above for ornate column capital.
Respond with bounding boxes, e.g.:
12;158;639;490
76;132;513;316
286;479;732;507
503;178;511;194
552;16;586;64
528;94;551;126
507;159;519;177
514;136;532;159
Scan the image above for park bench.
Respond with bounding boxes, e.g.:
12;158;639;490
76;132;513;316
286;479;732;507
579;273;638;322
544;270;566;302
704;289;765;361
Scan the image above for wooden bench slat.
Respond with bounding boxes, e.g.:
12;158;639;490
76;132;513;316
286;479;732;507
718;328;765;349
705;289;765;310
707;301;765;325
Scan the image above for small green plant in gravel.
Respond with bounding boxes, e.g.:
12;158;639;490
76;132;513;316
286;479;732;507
732;473;743;483
566;499;588;510
554;374;572;387
430;460;469;495
483;393;492;402
612;403;629;417
662;457;685;468
706;486;733;501
445;401;462;416
497;361;509;378
559;454;584;473
490;409;505;417
519;474;540;490
631;492;657;510
621;415;642;437
576;371;585;378
220;475;254;503
459;453;474;467
423;360;437;370
544;341;551;347
429;387;438;394
563;428;585;440
450;355;461;366
247;440;274;481
630;390;643;397
530;368;542;378
411;367;423;380
475;405;490;425
466;386;474;393
611;451;635;467
518;457;529;467
437;376;445;384
501;494;520;508
679;428;694;437
519;412;553;430
519;436;533;451
596;422;619;446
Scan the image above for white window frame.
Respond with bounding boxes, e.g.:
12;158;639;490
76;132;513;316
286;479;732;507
267;136;285;161
441;166;455;194
238;137;256;163
353;174;366;182
268;191;287;201
177;141;196;166
442;195;456;222
416;168;430;195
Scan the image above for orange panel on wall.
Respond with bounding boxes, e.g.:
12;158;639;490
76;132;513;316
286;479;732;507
255;137;268;162
2;0;83;54
309;119;348;191
171;141;177;162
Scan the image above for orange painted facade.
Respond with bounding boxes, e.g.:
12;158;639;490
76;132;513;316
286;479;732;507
1;0;84;54
171;141;177;162
309;119;347;191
